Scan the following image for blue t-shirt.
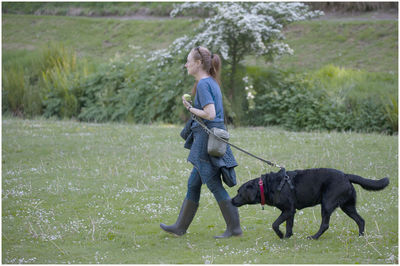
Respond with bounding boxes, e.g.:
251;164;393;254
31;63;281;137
193;77;224;123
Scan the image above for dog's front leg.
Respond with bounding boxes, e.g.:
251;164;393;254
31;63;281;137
284;214;295;238
272;211;293;239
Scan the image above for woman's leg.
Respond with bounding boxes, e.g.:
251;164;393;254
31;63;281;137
205;169;230;202
186;168;203;203
160;168;200;236
205;170;242;238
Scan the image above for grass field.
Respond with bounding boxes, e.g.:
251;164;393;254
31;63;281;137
2;14;200;65
2;118;398;263
255;20;398;73
2;14;397;73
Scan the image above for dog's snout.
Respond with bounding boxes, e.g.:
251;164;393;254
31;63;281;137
231;197;241;207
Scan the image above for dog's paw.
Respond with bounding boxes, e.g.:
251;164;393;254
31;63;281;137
284;233;293;239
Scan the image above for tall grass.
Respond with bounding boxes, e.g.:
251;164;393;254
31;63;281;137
308;65;396;99
2;51;44;117
41;44;92;118
2;43;95;118
308;65;398;132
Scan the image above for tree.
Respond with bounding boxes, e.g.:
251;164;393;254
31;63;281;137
149;2;323;115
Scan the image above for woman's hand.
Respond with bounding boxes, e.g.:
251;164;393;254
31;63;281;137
182;95;192;110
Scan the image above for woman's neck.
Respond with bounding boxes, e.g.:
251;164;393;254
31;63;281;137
194;70;210;81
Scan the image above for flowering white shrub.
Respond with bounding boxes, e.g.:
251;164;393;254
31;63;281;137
149;2;323;67
148;2;323;107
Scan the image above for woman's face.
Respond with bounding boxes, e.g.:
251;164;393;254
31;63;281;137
184;51;200;76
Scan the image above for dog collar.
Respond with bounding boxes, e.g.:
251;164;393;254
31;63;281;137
259;178;266;210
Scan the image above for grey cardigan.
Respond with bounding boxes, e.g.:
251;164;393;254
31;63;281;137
180;118;238;186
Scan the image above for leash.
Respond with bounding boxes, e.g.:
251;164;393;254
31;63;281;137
191;114;284;169
191;114;293;210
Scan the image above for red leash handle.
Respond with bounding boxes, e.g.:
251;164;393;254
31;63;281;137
259;179;265;210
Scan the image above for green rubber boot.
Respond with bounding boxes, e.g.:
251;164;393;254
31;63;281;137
160;198;198;236
214;199;243;238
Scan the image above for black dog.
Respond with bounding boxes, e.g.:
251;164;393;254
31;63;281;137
232;168;389;239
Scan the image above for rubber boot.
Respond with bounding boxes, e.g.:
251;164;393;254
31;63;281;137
214;199;243;238
160;198;198;236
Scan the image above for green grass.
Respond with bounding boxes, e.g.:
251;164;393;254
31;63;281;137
307;65;397;100
3;14;397;74
2;118;398;263
246;20;398;73
2;14;198;64
2;2;176;17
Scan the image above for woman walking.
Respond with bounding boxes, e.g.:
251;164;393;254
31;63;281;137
160;46;242;238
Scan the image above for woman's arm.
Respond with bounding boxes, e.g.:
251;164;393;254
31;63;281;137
182;96;216;121
190;103;216;121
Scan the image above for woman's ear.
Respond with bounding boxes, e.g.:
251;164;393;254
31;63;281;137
195;59;202;67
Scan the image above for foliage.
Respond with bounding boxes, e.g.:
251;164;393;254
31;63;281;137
164;2;323;62
2;50;50;117
246;66;396;133
78;62;129;123
150;2;323;110
41;44;91;118
384;95;398;132
2;14;397;133
117;62;193;124
77;59;196;124
2;63;27;116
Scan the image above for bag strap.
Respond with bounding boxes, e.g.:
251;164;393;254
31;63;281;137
191;114;283;169
191;114;213;135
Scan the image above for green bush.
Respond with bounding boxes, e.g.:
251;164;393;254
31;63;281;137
78;60;197;124
117;62;192;124
41;44;91;118
78;62;129;122
246;66;396;133
2;43;396;134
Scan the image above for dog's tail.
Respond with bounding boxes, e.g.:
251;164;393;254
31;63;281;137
347;174;389;191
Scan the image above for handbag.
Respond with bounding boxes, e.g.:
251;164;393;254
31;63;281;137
191;115;229;157
207;127;229;157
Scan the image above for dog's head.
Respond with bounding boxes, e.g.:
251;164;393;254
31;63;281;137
231;178;260;207
231;168;290;207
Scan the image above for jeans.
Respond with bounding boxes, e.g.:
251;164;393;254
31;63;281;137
186;167;230;203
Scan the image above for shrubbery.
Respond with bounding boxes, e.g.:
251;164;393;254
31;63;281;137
246;66;397;133
2;44;397;134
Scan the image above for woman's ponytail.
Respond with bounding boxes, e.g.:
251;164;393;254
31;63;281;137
210;53;221;87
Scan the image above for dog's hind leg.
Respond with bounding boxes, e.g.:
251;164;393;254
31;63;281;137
340;201;365;236
272;211;295;239
308;206;335;240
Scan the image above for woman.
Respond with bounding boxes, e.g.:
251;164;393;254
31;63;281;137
160;46;242;238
